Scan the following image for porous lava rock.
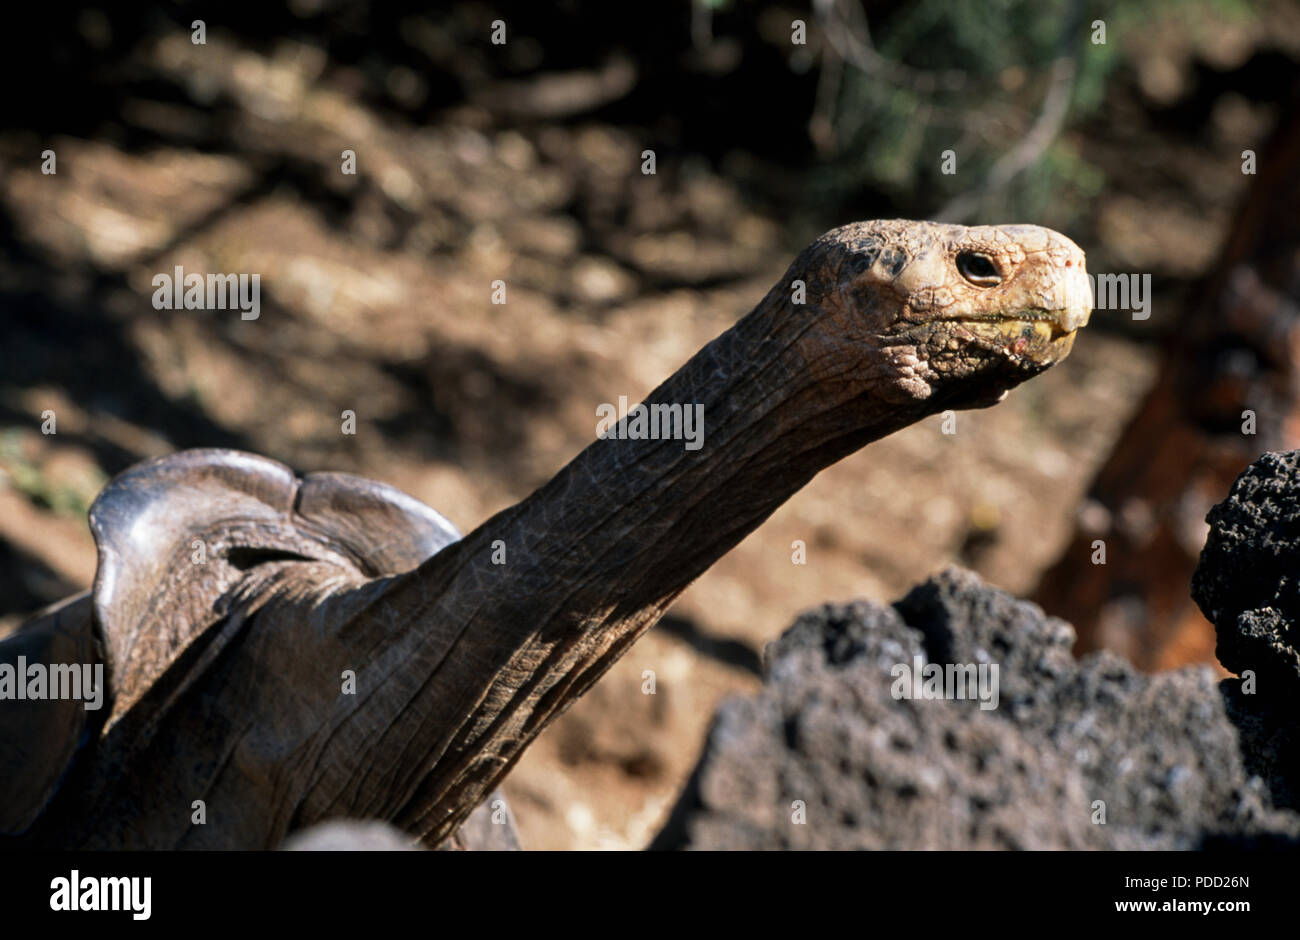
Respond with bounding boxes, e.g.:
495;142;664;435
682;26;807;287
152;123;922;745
1194;449;1300;699
652;566;1300;849
1193;449;1300;815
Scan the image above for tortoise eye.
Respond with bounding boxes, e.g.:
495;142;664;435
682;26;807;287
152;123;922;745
956;251;1002;287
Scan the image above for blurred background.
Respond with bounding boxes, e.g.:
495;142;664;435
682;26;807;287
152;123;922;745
1;0;1298;848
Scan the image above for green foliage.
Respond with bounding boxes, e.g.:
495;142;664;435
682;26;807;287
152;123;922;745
0;429;103;518
817;0;1259;226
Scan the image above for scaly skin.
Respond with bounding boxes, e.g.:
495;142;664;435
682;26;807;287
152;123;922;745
5;220;1090;848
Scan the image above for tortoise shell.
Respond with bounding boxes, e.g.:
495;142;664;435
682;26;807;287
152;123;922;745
0;448;516;849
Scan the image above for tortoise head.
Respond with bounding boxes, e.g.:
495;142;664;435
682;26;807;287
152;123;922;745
789;220;1091;411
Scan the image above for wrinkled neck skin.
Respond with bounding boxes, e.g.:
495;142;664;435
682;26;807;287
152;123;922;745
353;280;942;844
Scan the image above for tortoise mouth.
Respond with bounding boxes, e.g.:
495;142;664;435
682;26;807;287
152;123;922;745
956;316;1078;367
946;299;1090;334
947;310;1070;332
884;312;1081;370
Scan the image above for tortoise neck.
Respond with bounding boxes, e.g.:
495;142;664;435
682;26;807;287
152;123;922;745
434;283;916;624
489;291;897;611
356;285;921;841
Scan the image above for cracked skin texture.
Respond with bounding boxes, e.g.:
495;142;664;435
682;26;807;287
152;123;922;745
1;220;1091;849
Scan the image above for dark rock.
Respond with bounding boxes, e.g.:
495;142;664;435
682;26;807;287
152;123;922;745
1193;449;1300;699
1192;449;1300;813
652;567;1300;850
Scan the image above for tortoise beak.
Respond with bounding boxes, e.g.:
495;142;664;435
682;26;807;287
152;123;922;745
1055;263;1092;334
